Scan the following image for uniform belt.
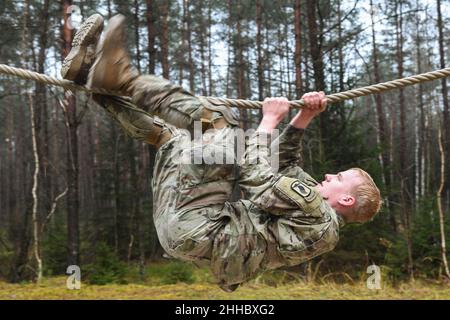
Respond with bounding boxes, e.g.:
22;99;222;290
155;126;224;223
145;117;172;148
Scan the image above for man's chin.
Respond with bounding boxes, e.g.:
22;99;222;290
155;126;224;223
314;184;325;197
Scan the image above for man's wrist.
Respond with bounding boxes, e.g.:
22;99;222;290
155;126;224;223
290;113;314;129
258;116;280;133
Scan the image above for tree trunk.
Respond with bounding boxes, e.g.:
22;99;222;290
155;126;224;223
179;0;187;85
186;0;195;92
127;138;137;264
284;11;292;100
146;0;156;74
277;23;284;96
112;128;121;255
294;0;302;99
235;1;248;130
437;0;450;198
336;0;344;93
29;93;43;283
107;0;112;18
306;0;325;92
147;146;162;259
306;0;326;162
256;0;264;101
226;0;233;97
9;0;32;282
437;126;450;279
137;142;149;277
395;1;414;280
370;0;395;230
62;0;80;267
265;21;272;97
36;0;51;218
85;114;98;240
198;0;207;96
415;0;425;200
207;1;213;95
134;0;142;73
160;0;170;79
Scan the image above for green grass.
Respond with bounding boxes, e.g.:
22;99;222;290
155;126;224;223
1;278;450;300
1;262;449;299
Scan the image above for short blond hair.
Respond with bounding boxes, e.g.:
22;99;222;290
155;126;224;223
348;168;382;223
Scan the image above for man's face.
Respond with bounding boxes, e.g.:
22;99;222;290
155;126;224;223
314;169;363;212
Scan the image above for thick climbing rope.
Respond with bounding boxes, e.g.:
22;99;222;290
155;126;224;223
1;63;450;109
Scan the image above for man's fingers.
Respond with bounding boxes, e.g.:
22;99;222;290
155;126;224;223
314;97;320;108
302;94;312;108
298;91;328;112
278;97;288;104
262;97;290;118
301;92;312;101
301;93;327;110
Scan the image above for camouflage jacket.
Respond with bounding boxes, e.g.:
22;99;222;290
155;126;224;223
238;125;344;270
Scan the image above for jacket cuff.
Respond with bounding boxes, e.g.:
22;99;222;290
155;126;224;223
280;125;305;143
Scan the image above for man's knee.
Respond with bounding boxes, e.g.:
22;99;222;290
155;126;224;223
164;231;209;261
161;207;221;259
92;93;173;147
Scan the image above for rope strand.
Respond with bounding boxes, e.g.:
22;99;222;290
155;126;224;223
1;63;450;109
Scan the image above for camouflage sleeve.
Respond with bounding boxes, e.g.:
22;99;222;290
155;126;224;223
273;124;305;168
239;131;287;214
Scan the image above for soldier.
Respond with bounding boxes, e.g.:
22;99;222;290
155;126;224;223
63;14;382;292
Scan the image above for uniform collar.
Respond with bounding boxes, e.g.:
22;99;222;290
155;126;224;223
336;214;346;228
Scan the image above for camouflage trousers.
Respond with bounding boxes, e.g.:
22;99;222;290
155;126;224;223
93;76;267;291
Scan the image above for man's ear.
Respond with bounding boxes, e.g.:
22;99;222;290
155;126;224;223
338;195;355;207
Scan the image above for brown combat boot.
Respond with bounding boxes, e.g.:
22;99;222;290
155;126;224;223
87;14;139;96
61;14;104;84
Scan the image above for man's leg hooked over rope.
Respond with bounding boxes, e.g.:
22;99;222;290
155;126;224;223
92;94;173;148
87;14;239;132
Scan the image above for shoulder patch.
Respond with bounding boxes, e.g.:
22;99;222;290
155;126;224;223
291;180;311;198
274;176;323;215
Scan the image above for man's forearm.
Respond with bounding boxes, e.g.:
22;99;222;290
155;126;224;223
290;112;315;129
258;116;282;134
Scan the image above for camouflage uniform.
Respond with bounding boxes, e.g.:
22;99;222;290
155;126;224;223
93;75;344;292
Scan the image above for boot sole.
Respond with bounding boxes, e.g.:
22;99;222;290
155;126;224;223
87;15;128;92
61;14;104;82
